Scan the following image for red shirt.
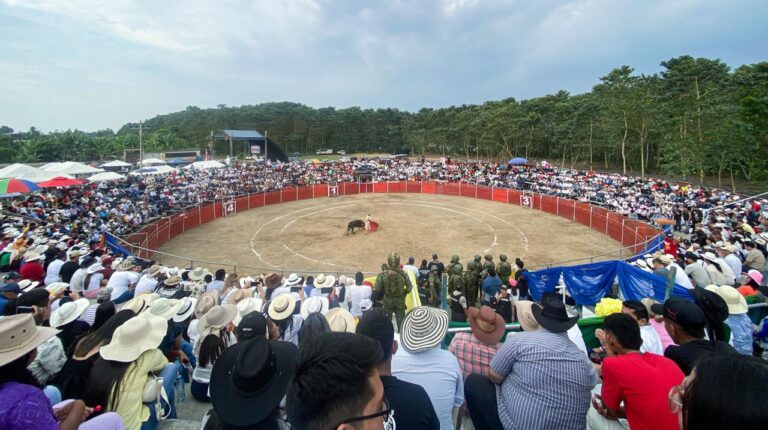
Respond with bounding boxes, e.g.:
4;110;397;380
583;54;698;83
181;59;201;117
19;261;45;284
601;352;683;430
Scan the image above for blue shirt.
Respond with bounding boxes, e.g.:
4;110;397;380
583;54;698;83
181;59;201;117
726;314;753;356
482;276;503;304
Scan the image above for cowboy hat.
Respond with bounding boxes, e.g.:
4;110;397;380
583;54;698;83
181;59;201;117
110;257;124;270
314;274;336;289
121;293;159;315
210;337;298;427
267;294;296;321
283;273;304;286
86;263;105;274
188;267;209;281
18;279;40;293
702;252;719;262
24;252;44;262
163;275;182;287
50;298;90;328
198;304;239;339
145;265;164;278
706;285;748;315
400;306;449;353
265;273;283;290
226;288;253;305
142;298;181;320
0;314;59;367
531;295;579;333
233;297;263;326
195;290;219;319
100;314;167;362
115;258;137;271
300;296;329;320
45;282;69;296
467;306;505;345
515;301;540;332
173;297;197;323
325;307;356;333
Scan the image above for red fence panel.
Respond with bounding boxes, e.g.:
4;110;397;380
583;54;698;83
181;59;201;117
212;202;222;222
607;215;624;243
460;182;476;198
169;213;185;239
343;182;359;195
406;182;421;193
508;190;522;205
248;193;264;208
235;196;250;213
492;188;508;203
358;182;373;193
444;182;460;196
574;203;591;227
558;199;575;220
282;187;298;202
297;186;313;200
155;219;170;247
591;211;608;235
388;181;406;193
541;195;558;214
373;182;387;193
477;186;492;201
313;184;328;198
200;204;215;225
184;207;200;231
264;191;281;206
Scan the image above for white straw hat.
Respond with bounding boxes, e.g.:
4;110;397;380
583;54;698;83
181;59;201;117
173;297;197;323
0;314;60;367
400;306;449;353
267;294;297;322
50;298;90;328
198;304;239;339
300;296;329;320
314;274;336;289
18;279;40;292
234;297;263;326
188;267;209;281
325;307;356;333
100;314;168;362
142;298;181;320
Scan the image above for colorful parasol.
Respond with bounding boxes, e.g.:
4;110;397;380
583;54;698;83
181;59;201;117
0;178;41;194
36;176;85;188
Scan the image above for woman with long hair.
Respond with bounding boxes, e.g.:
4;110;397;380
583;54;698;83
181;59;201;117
191;304;238;402
297;312;330;352
57;309;136;400
83;314;171;430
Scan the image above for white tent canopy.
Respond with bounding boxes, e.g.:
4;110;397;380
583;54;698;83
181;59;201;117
139;158;167;166
87;172;126;182
41;161;104;175
0;163;74;182
131;165;177;176
101;160;132;168
183;160;226;170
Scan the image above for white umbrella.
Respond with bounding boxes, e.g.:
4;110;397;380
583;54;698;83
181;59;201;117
87;172;126;182
0;163;74;182
41;161;104;175
100;160;131;168
184;160;226;170
139;158;167;166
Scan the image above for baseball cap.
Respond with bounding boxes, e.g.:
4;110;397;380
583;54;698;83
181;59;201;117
1;283;21;294
651;297;706;330
3;272;19;281
236;311;267;341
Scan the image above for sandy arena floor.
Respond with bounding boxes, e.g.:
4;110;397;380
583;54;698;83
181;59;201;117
157;193;623;275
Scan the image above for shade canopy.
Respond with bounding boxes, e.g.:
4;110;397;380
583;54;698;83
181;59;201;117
183;160;226;170
0;164;74;182
36;176;86;188
139;158;167;165
101;160;132;168
87;172;126;182
40;161;104;175
131;165;177;175
0;178;40;194
508;158;528;165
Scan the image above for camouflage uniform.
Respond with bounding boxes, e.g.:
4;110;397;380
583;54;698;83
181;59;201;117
481;254;495;278
427;264;441;307
463;260;481;307
474;255;482;267
447;255;463;295
374;253;412;331
497;254;513;287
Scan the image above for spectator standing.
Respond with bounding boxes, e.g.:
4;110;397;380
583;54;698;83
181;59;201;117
346;271;372;318
403;256;420;280
357;308;440;429
481;268;502;305
465;295;598;430
588;313;684;430
513;258;528;300
431;253;445;280
448;306;503;380
392;307;463;430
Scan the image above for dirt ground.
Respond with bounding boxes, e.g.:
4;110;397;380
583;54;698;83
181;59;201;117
157;193;623;275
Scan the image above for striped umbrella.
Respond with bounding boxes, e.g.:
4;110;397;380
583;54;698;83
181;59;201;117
0;178;41;194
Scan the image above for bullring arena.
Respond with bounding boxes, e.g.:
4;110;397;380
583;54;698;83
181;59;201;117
119;182;660;274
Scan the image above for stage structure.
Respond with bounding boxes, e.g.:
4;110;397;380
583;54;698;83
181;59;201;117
212;130;289;163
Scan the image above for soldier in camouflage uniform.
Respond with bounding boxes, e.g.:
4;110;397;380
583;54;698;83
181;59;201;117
474;255;482;267
374;253;412;331
447;255;463;295
428;264;441;307
497;254;513;287
481;254;495;278
372;263;389;306
463;260;481;307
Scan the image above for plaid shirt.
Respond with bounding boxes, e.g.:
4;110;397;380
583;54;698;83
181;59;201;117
448;332;499;379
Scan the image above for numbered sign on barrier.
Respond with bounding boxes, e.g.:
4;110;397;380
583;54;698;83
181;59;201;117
329;185;339;197
222;198;236;217
520;194;533;209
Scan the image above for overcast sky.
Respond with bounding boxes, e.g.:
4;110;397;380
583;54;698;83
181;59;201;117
1;0;766;132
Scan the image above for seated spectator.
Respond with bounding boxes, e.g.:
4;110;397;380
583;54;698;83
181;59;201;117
588;313;684;430
286;332;392;430
207;269;227;294
84;314;174;430
392;306;462;430
683;253;710;288
621;300;663;354
0;282;20;315
19;251;45;284
669;354;768;430
50;298;91;355
325;307;356;333
0;314;125;430
737;269;764;297
206;336;298;429
133;265;163;297
641;298;676;351
82;261;107;300
297;312;331;351
44;250;66;286
357;308;440;429
234;310;268;342
107;259;142;304
651;297;736;375
57;310;136;400
267;294;303;345
465;295;598;430
15;288;66;387
192;304;238;402
707;285;753;355
448;306;504;380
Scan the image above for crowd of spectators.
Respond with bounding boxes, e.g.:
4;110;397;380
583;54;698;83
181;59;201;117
1;157;768;430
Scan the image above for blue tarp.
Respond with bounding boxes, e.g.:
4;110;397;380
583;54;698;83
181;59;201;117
508;157;528;165
525;260;692;305
105;233;131;257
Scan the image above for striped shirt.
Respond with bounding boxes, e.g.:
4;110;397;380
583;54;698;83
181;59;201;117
491;329;598;430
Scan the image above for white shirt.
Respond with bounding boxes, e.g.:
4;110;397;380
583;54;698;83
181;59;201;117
668;263;694;289
134;275;159;296
392;345;464;430
346;284;372;317
45;259;65;286
207;280;225;294
107;270;140;300
69;268;88;292
640;324;663;354
403;264;420;280
724;254;742;280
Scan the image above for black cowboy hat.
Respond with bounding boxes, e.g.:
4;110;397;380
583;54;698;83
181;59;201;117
210;337;298;427
531;295;579;333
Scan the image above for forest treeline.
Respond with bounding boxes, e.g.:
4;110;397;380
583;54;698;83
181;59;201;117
1;56;766;184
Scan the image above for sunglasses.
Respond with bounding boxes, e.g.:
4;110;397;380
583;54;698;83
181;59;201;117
336;397;395;430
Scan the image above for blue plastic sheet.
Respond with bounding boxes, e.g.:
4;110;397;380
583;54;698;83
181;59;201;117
562;261;617;305
105;233;131;257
